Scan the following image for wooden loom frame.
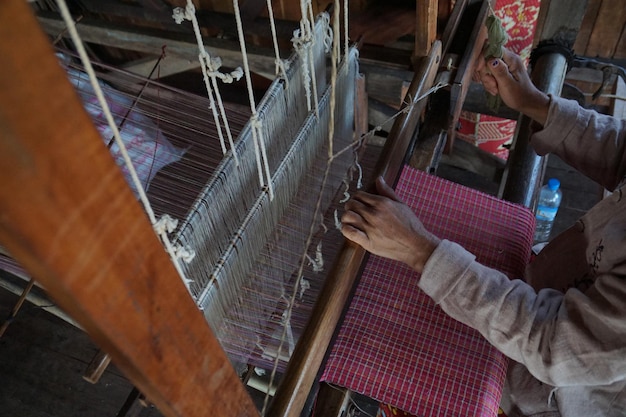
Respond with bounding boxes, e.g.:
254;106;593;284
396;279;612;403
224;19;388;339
1;0;529;416
0;2;438;417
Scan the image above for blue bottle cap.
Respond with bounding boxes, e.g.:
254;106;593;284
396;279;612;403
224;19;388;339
547;178;560;191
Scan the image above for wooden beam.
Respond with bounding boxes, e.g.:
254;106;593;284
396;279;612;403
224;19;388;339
534;0;589;47
572;0;601;54
0;3;258;417
37;11;278;76
585;0;626;58
120;56;201;79
415;0;438;57
447;0;490;152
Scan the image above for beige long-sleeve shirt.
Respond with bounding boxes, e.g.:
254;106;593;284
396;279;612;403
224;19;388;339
420;96;626;416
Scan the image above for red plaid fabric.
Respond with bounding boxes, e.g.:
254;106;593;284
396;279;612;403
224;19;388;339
321;166;535;417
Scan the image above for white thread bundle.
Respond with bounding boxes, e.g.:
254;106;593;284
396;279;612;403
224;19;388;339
173;1;241;166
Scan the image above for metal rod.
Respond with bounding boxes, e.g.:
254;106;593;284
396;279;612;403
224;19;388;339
499;52;568;207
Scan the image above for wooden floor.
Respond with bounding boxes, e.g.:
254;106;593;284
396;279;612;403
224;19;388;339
0;273;157;417
0;153;602;417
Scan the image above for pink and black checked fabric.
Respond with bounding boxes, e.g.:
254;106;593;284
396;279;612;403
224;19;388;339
321;166;535;417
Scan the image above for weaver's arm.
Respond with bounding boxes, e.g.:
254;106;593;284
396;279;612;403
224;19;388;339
477;48;626;190
341;179;626;388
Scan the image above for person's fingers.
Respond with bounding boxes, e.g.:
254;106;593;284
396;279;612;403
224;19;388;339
340;223;369;247
341;208;365;227
481;73;499;96
487;57;520;93
375;176;400;201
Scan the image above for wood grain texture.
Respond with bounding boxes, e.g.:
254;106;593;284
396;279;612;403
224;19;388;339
0;2;257;417
573;0;602;55
415;0;438;57
585;0;626;58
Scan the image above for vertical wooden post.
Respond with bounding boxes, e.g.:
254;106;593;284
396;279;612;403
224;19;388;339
415;0;438;57
0;2;258;417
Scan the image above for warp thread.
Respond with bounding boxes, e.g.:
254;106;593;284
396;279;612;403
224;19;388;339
56;0;195;290
173;2;241;166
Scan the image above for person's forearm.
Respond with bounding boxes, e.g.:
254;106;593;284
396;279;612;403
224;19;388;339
517;89;550;126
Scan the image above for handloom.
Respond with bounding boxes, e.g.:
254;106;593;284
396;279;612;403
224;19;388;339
0;1;540;416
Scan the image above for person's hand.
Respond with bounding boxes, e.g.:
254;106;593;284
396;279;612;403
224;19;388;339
341;177;440;273
474;47;550;125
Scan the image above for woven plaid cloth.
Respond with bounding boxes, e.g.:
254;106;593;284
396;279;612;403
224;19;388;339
321;166;535;417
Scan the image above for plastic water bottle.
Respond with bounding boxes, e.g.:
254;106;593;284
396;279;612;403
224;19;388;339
534;178;562;243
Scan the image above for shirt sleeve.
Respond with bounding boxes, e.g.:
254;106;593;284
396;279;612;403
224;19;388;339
531;96;626;190
419;239;626;388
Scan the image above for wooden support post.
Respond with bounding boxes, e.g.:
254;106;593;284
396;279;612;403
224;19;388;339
446;0;490;153
415;0;438;58
0;2;258;417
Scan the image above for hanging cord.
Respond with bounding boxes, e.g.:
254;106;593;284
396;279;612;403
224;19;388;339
261;3;343;415
266;0;290;83
173;1;242;166
331;81;450;161
55;0;195;288
233;0;275;200
343;0;349;57
291;0;322;117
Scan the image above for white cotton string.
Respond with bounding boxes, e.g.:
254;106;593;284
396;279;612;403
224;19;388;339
266;0;289;82
306;0;320;116
343;0;349;57
292;0;313;112
233;0;274;199
56;0;194;288
331;81;450;161
174;2;240;166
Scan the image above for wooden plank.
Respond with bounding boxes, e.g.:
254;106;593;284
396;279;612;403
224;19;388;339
440;0;469;56
534;0;589;46
573;0;602;55
266;40;442;417
37;12;278;77
610;76;626;120
0;284;135;417
415;0;438;57
585;0;626;58
120;57;201;79
447;0;489;152
0;2;258;417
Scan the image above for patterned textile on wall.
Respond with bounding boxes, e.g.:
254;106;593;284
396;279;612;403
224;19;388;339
457;0;541;160
321;166;535;417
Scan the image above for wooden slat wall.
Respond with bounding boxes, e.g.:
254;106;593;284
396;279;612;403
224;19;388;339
573;0;626;59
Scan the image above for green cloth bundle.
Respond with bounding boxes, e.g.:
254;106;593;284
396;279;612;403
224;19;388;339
484;15;507;112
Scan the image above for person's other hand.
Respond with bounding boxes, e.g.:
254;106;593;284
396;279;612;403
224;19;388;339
474;47;550;125
341;177;440;273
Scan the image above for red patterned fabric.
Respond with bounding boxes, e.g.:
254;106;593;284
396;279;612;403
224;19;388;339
321;166;535;417
458;0;541;159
